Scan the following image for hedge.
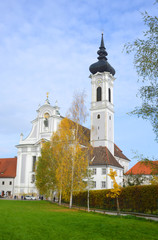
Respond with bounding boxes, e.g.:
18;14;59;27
73;185;158;214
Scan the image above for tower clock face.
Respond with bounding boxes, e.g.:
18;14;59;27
44;112;50;119
97;79;102;85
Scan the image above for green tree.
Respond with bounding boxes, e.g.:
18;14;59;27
124;3;158;141
125;173;147;186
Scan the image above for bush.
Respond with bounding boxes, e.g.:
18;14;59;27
73;185;158;214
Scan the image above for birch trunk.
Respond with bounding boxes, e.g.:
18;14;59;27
116;196;120;215
59;190;62;205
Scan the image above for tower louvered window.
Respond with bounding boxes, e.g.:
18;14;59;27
97;87;102;101
108;88;111;102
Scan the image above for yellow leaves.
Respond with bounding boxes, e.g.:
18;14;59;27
50;117;89;201
108;168;117;180
36;91;90;204
150;176;158;185
106;168;122;199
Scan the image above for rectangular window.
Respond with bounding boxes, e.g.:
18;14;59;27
92;169;97;175
101;181;106;188
102;168;106;175
2;181;4;185
31;174;35;183
92;181;96;188
9;181;12;185
32;156;36;172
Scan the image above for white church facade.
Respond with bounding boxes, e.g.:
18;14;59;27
0;34;130;197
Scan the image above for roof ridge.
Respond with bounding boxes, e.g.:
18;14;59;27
105;147;110;164
114;143;122;152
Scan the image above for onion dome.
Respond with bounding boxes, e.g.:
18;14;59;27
89;34;115;76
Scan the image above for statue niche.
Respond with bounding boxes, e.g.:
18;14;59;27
44;112;50;128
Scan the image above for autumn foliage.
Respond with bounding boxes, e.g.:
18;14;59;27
73;184;158;214
36;91;91;207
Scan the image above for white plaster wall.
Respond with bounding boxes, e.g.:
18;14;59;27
90;165;123;190
15;102;63;196
115;156;130;173
90;72;115;155
0;178;15;196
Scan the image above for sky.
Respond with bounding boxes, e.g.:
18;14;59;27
0;0;157;168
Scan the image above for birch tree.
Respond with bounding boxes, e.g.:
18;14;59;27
67;91;90;208
51;91;91;208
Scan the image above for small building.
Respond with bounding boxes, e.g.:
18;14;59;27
90;146;124;190
125;161;158;186
0;157;17;197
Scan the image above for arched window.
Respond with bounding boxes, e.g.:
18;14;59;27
108;88;111;102
97;87;102;102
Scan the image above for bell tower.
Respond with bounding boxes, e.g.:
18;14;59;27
89;34;115;155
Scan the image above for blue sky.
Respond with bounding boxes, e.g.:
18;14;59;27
0;0;157;167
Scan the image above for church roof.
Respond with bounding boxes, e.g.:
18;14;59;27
90;146;123;169
0;157;17;178
89;33;115;76
114;144;130;161
126;161;158;175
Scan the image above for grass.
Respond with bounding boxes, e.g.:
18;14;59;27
0;200;158;240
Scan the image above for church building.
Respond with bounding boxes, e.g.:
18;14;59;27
0;34;130;197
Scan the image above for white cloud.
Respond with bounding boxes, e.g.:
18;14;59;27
0;0;157;163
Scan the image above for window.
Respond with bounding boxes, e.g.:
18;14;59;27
97;114;100;119
31;174;35;183
32;156;36;172
101;181;106;188
44;118;48;127
108;88;111;102
2;181;4;185
102;168;106;175
92;181;96;188
9;181;12;185
109;116;111;120
97;87;102;101
92;169;97;175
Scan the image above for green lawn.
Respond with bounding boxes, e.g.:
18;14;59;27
0;200;157;240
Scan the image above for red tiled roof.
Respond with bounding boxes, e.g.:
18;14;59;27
114;144;129;161
126;161;158;175
0;158;17;178
90;146;123;169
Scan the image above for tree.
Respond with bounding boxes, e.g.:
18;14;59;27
51;117;89;206
64;91;91;208
36;91;91;206
150;176;158;185
35;141;57;198
106;168;122;215
125;173;147;186
124;3;158;141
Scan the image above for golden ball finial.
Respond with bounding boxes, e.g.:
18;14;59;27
46;92;49;99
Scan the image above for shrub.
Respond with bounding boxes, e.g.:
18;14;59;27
73;185;158;213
